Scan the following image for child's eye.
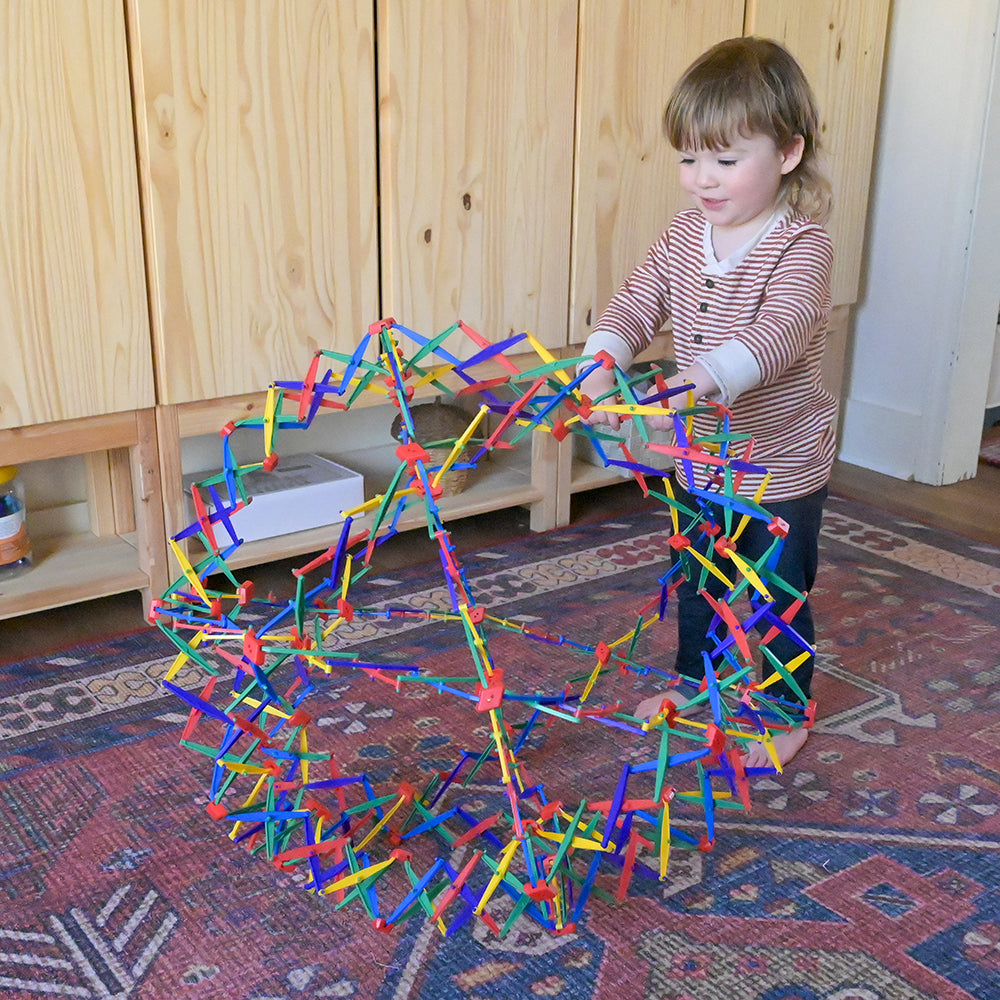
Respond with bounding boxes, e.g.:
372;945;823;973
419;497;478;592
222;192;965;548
679;157;695;165
718;159;737;167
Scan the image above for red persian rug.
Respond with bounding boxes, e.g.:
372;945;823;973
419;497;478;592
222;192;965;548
1;492;999;1000
980;424;1000;467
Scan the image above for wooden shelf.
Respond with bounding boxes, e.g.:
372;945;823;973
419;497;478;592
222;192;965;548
569;456;630;494
160;379;560;581
0;531;149;620
0;410;168;620
185;442;541;573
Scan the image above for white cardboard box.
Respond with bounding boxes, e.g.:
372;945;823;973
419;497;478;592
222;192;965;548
183;453;365;543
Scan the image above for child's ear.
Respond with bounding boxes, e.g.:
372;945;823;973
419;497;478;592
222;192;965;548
780;135;806;175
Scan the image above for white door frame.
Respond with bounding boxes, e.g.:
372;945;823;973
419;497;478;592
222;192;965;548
930;4;1000;483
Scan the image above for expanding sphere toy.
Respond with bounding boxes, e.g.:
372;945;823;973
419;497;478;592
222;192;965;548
152;319;814;938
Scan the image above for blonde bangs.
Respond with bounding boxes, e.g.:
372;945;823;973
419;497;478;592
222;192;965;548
665;92;756;152
664;71;795;153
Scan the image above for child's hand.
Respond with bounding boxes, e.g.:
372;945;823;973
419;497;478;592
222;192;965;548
642;410;675;432
579;369;620;429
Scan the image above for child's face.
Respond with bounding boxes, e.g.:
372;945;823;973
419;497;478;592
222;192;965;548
677;132;803;240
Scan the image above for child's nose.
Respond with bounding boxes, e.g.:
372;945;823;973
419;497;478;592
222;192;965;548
696;163;717;187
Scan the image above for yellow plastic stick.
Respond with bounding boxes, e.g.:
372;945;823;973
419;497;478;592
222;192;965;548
342;495;391;516
665;477;681;535
606;614;657;651
757;649;812;689
683;544;735;589
263;383;278;456
432;405;490;490
474;838;520;914
534;830;611;852
487;710;512;785
228;772;270;840
411;363;458;388
164;629;208;682
523;331;564;378
220;761;274;775
659;798;671;880
169;538;211;606
322;856;396;893
579;654;605;704
732;474;771;541
340;553;353;600
727;549;772;599
595;402;681;417
354;793;407;851
299;727;310;784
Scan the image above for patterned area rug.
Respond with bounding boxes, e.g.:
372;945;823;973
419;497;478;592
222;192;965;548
981;426;1000;467
2;493;1000;1000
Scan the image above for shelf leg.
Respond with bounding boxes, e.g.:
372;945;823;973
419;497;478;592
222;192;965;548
155;403;187;581
529;429;565;532
132;408;169;608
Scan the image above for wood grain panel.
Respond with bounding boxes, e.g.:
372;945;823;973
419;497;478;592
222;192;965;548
0;0;152;429
570;0;744;344
130;0;379;404
378;0;578;353
745;0;890;305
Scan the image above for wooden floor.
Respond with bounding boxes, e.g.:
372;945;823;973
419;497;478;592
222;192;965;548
829;456;1000;549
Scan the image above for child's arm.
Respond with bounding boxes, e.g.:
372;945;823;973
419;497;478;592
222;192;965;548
722;229;833;390
581;360;718;430
579;231;674;428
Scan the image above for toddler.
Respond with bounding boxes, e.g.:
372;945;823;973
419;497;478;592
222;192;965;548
580;37;836;767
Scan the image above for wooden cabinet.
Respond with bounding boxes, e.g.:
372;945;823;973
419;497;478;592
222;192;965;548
0;1;164;619
571;0;744;340
377;0;579;353
0;411;167;619
152;0;577;578
562;0;891;517
746;0;890;306
0;0;152;429
128;0;380;404
1;0;891;621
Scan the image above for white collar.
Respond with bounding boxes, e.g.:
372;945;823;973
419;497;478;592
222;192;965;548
702;205;789;276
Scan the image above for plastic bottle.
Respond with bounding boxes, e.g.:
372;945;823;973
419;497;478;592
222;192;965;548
0;465;33;579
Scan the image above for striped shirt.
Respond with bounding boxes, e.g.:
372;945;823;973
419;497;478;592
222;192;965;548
586;208;837;502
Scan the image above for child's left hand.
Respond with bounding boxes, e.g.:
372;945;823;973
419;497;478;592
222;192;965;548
578;368;621;429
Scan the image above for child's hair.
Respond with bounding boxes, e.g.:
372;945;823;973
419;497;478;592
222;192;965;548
663;37;832;223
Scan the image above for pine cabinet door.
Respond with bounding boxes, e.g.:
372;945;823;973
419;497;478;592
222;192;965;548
377;0;578;354
570;1;744;344
746;0;891;306
0;0;152;429
130;0;380;404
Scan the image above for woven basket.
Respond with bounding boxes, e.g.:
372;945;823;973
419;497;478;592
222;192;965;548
390;401;475;496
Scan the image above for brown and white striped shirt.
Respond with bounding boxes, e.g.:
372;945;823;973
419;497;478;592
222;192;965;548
586;208;836;502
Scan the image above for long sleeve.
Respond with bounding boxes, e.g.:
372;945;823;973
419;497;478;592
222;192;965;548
583;232;674;369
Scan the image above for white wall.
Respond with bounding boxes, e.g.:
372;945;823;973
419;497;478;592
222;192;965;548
840;0;1000;483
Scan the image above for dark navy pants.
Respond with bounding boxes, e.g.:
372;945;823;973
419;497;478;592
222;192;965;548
669;475;827;702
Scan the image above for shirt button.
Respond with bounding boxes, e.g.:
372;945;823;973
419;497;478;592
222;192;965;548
705;279;715;288
699;302;709;313
693;334;704;344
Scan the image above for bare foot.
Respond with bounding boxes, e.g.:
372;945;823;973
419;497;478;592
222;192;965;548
635;687;695;720
743;727;809;770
